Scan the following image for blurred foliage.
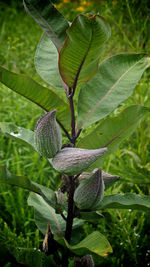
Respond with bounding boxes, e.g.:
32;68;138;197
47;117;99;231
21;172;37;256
0;0;150;266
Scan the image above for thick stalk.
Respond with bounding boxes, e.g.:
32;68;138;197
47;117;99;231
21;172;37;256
65;176;75;243
63;88;76;266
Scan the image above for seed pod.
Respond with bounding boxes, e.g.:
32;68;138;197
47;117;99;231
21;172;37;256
102;171;120;190
52;147;107;175
74;169;104;210
34;110;62;158
79;169;120;190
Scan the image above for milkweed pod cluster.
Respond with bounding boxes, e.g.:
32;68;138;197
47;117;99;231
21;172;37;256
74;168;104;210
34;110;62;158
51;147;107;175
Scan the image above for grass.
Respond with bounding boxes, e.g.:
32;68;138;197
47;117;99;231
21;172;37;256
0;1;150;266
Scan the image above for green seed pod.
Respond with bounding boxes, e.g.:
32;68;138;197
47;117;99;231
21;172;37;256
34;110;62;158
52;147;107;175
74;169;104;210
79;169;120;190
102;171;120;190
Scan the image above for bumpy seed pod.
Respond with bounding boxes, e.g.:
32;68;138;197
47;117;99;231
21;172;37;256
74;169;104;210
34;110;62;158
79;169;120;191
52;147;107;175
102;171;120;190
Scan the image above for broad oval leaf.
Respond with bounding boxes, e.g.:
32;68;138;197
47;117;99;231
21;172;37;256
35;33;64;90
77;105;150;168
77;54;150;128
0;166;57;208
70;231;112;257
23;0;69;51
28;192;84;237
0;122;35;150
0;66;70;129
59;14;111;88
14;248;57;267
95;193;150;211
28;192;66;236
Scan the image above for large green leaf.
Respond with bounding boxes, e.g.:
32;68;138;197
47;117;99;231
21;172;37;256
0;122;35;150
13;248;57;267
59;14;111;88
0;166;57;208
80;211;103;223
95;193;150;211
28;192;84;237
35;33;64;90
23;0;69;51
69;231;112;257
0;66;70;129
28;192;66;236
77;54;150;128
77;105;150;168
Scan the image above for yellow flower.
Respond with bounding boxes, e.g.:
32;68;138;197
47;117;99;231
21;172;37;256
76;6;85;11
53;3;63;8
63;0;70;3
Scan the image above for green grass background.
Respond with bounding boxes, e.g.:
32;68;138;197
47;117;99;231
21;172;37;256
0;0;150;266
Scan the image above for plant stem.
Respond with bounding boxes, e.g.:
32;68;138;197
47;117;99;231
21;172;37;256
56;119;72;142
65;176;75;243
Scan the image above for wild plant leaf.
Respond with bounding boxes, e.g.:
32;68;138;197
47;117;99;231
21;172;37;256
35;33;64;90
58;231;112;257
0;66;70;129
23;0;69;51
28;192;66;236
59;14;111;88
0;166;57;208
95;193;150;211
28;193;84;237
77;54;150;128
79;211;103;223
0;122;35;150
13;247;57;267
77;105;150;168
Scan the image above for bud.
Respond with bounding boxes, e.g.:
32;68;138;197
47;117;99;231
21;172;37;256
52;147;107;175
74;169;104;210
34;110;62;158
79;169;120;190
74;254;95;267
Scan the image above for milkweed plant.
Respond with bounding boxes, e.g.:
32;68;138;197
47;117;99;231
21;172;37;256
0;0;150;266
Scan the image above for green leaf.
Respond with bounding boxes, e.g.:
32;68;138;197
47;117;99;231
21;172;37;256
70;231;112;257
77;54;150;128
28;192;84;237
23;0;69;51
0;122;35;150
14;247;57;267
95;193;150;211
28;192;66;236
35;33;64;90
59;14;111;88
77;105;150;168
0;166;57;208
80;211;103;223
0;66;70;129
0;166;40;193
